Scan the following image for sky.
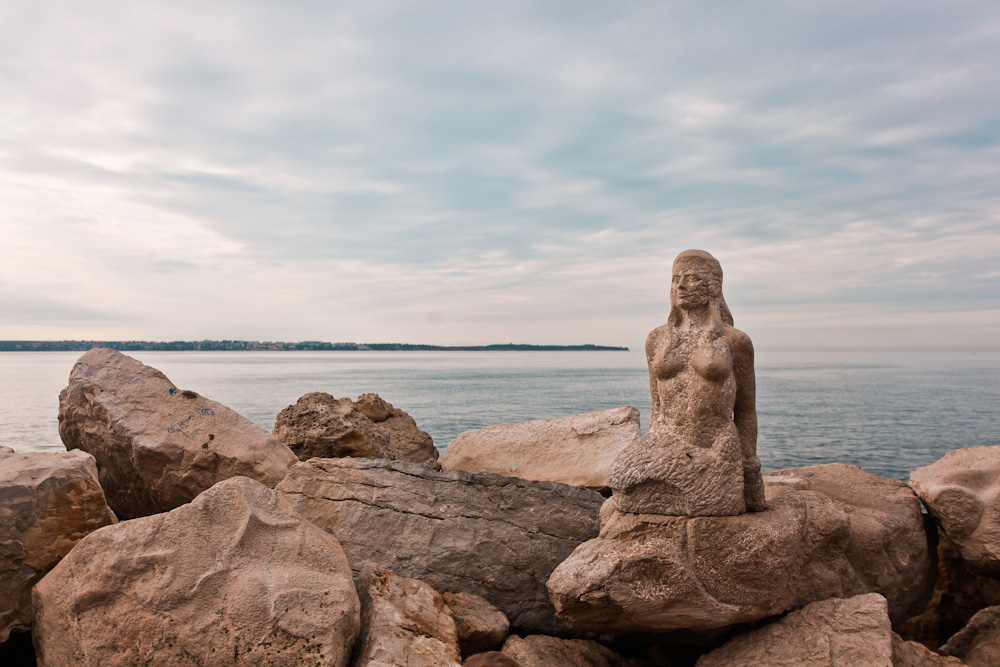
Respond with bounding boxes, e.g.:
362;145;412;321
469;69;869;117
2;1;998;350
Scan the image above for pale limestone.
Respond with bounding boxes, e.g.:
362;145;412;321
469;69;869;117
353;566;461;667
910;445;1000;575
58;348;297;519
442;407;640;492
548;464;932;634
31;477;360;667
0;446;116;642
695;593;893;667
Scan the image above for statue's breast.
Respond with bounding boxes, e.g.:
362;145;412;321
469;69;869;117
690;340;733;383
652;345;686;380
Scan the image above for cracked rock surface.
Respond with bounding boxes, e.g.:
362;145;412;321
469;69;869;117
276;457;604;636
695;593;893;667
58;348;297;519
31;476;360;667
0;446;116;642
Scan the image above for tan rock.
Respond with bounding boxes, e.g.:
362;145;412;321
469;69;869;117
277;457;604;635
502;634;650;667
910;445;1000;575
443;591;510;657
892;633;967;667
58;348;297;519
608;250;764;516
0;446;116;642
273;392;440;469
31;476;360;667
465;653;522;667
941;605;1000;667
548;464;932;634
695;593;893;667
442;407;639;492
353;566;461;667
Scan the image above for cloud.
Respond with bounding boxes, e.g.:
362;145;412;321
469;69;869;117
1;1;998;346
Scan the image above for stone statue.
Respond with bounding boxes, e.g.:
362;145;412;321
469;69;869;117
607;249;765;516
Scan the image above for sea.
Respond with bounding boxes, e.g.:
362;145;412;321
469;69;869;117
1;348;997;480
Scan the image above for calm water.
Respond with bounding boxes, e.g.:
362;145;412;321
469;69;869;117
1;349;997;480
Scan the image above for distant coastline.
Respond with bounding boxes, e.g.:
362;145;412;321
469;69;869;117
0;340;629;352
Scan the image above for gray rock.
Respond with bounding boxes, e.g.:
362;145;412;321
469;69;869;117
273;392;439;469
0;446;116;642
549;464;933;634
58;348;297;519
276;457;604;635
31;476;360;667
695;593;893;667
353;566;462;667
442;407;640;493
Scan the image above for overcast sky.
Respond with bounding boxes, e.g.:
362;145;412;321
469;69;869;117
2;1;998;349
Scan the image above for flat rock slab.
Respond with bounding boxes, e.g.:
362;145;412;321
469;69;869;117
31;476;360;667
695;593;893;667
58;348;297;519
0;446;116;642
910;445;1000;575
548;464;933;634
442;406;640;492
276;457;605;636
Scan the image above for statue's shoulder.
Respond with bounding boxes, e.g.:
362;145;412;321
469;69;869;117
724;326;754;358
645;324;670;357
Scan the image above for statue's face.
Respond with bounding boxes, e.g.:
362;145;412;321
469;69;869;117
671;257;718;309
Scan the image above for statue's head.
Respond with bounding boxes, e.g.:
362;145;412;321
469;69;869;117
669;249;733;326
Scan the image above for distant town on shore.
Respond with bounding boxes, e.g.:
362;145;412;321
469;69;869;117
0;340;628;352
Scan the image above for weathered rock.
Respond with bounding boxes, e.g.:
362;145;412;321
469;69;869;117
548;464;932;634
910;446;1000;575
273;392;440;469
941;605;1000;667
892;633;967;667
442;407;640;492
465;653;522;667
32;476;360;667
276;457;604;635
58;348;297;519
0;446;116;642
443;591;510;657
502;634;651;667
896;526;1000;650
353;566;461;667
695;593;893;667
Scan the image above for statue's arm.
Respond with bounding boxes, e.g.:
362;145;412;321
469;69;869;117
646;329;662;429
730;329;757;457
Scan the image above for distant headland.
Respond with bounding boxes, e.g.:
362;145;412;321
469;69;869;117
0;340;629;352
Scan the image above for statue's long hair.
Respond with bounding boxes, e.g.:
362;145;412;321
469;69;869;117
666;249;734;331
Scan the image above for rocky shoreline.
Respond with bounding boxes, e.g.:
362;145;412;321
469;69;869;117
2;347;999;665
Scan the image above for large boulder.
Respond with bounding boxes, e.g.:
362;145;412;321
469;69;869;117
442;407;640;492
273;392;439;469
910;446;1000;575
548;464;933;634
58;348;297;519
353;566;462;667
501;634;651;667
940;605;1000;667
695;593;893;667
0;446;116;642
31;476;360;667
276;457;604;635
